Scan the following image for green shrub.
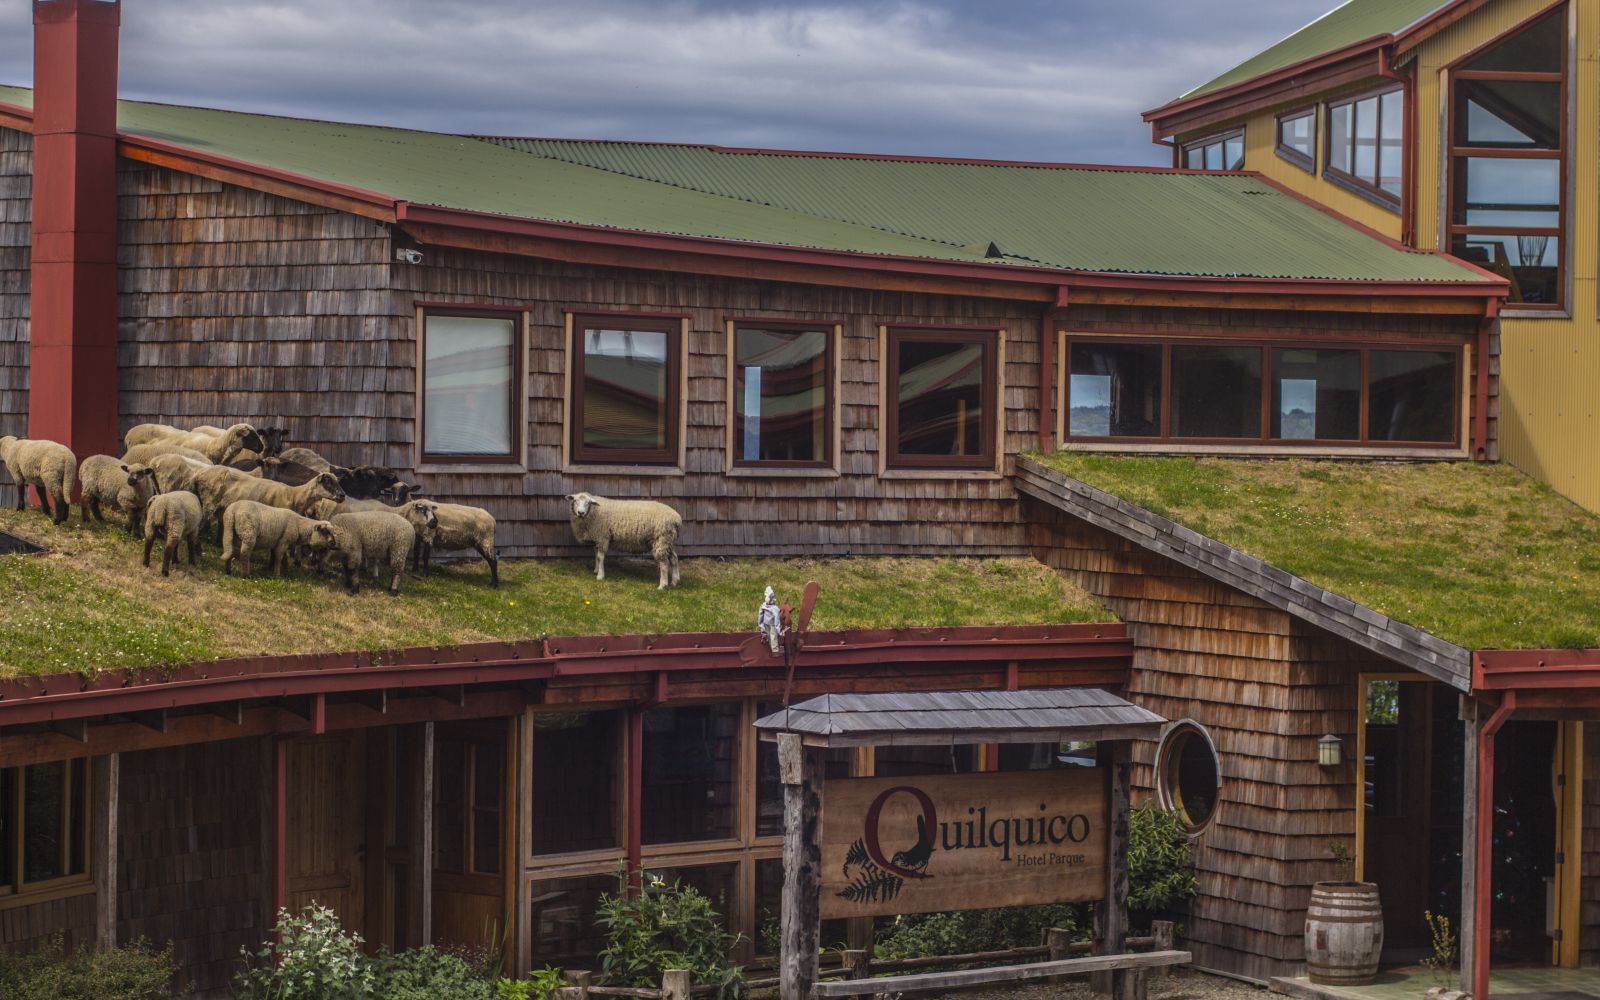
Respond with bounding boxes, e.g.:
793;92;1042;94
0;936;176;1000
1127;801;1197;928
596;868;744;1000
370;946;495;1000
496;965;564;1000
873;903;1088;960
234;906;375;1000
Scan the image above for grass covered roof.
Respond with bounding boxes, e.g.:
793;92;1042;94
1036;452;1600;651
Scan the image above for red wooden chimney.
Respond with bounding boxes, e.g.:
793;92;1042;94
29;0;120;459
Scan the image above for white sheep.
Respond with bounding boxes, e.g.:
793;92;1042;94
192;466;345;537
161;423;264;466
78;455;157;535
123;422;186;449
0;435;77;525
329;511;419;595
565;492;681;589
148;453;212;495
123;441;214;467
220;500;338;578
143;491;203;576
413;500;500;587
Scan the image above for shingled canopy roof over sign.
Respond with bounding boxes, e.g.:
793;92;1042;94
0;84;1501;288
755;689;1167;747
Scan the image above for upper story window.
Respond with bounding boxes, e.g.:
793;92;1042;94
732;322;832;468
1276;108;1316;171
1066;338;1460;448
422;310;522;462
1325;87;1403;208
885;327;998;470
571;315;682;466
0;760;90;897
1182;129;1244;171
1447;5;1566;310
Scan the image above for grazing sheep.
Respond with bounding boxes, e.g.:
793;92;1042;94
413;500;500;587
336;465;403;501
192;466;345;535
78;455;157;534
0;435;77;524
142;491;203;575
123;441;214;466
220;500;338;578
123;422;186;449
329;511;417;595
148;453;212;495
379;482;426;505
162;423;265;466
565;492;681;589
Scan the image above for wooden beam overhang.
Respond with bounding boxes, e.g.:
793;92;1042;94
1015;456;1473;689
1474;648;1600;694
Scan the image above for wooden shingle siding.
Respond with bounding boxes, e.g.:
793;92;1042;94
0;891;95;956
0;127;29;509
1027;499;1392;982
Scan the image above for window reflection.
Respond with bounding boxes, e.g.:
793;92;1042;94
1069;342;1162;438
423;314;517;458
1171;346;1262;439
734;326;829;465
1271;349;1360;441
580;326;673;456
1368;350;1456;443
888;330;994;468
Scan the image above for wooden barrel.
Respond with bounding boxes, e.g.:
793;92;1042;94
1304;882;1384;986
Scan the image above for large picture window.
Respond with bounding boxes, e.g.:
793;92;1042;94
1325;86;1403;207
571;315;682;465
641;703;738;845
885;327;998;470
0;760;90;897
732;323;832;467
1181;129;1244;171
1065;338;1460;448
421;311;521;461
1447;6;1566;309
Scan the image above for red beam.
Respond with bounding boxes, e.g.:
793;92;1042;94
1474;692;1516;1000
272;736;288;930
626;708;643;889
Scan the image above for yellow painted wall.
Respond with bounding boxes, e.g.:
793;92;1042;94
1239;106;1404;240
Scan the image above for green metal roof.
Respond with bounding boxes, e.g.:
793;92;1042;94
0;84;1491;285
1176;0;1452;101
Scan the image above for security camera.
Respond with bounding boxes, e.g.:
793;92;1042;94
395;248;424;265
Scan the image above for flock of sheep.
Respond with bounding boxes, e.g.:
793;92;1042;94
0;422;689;594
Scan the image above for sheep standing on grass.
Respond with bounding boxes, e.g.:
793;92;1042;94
122;442;214;467
78;456;157;534
412;500;499;587
565;492;681;589
0;435;77;525
220;500;338;578
148;453;212;495
143;491;203;576
328;511;421;595
192;467;345;538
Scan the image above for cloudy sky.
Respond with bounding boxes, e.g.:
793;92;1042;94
0;0;1335;165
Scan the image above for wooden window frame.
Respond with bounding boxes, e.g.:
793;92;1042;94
417;305;528;468
1179;128;1246;171
1059;334;1464;451
567;313;686;469
1275;106;1317;172
523;708;629;869
1323;85;1404;211
1444;3;1568;314
881;326;1001;473
724;319;841;475
1154;720;1221;836
434;728;509;890
0;760;93;906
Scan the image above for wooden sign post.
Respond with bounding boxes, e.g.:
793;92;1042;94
779;732;824;1000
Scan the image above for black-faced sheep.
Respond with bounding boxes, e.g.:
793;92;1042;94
413;500;499;587
147;453;212;496
78;455;157;534
220;500;338;578
192;466;345;537
336;465;403;501
0;435;77;525
565;492;681;589
328;511;419;595
143;491;203;576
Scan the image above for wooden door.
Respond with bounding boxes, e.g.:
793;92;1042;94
1360;678;1432;954
286;733;368;934
432;722;511;952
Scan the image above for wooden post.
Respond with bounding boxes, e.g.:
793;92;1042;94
662;968;692;1000
272;737;289;929
1472;694;1515;1000
411;721;435;947
1459;699;1480;996
515;712;535;977
843;949;869;981
563;969;593;1000
779;732;823;1000
1093;740;1131;997
1047;927;1072;962
92;752;119;951
1150;921;1174;978
627;708;644;888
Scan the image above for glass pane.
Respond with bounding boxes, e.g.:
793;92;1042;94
1280;113;1314;157
1328;102;1353;174
1167;732;1218;828
531;711;621;855
1452;234;1560;304
1171;345;1263;439
997;743;1065;771
1368;350;1457;443
641;704;738;844
646;862;737;930
68;759;85;877
435;740;466;874
1379;90;1403;196
874;745;978;776
894;336;988;459
424;315;516;456
1271;349;1360;441
1457;79;1561;149
1203;142;1223;170
1454;157;1560;228
1463;10;1562;73
472;746;502;875
580;325;673;455
755;703;851;839
1069;342;1162;438
754;859;851;957
23;762;66;883
1224;135;1245;170
1353;96;1379;182
0;768;13;888
1184;146;1204;170
530;873;616;967
734;327;828;464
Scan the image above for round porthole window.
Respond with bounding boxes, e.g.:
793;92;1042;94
1155;721;1221;834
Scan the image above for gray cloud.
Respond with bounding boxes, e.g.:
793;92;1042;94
0;0;1334;164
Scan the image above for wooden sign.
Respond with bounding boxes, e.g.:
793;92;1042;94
820;768;1106;919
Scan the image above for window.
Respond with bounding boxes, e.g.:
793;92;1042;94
1065;338;1461;448
732;323;832;467
1325;87;1403;206
529;872;615;966
421;311;521;461
1181;129;1245;171
1276;108;1316;170
754;702;851;838
641;703;738;845
1155;721;1220;834
571;315;682;465
0;760;90;896
435;733;504;876
1447;6;1566;309
530;711;622;856
885;327;998;470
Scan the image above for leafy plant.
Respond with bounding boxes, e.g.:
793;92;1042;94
1327;841;1356;883
1421;911;1458;987
234;906;376;1000
596;867;745;1000
369;946;495;1000
496;965;565;1000
874;904;1089;960
1127;802;1197;921
0;935;177;1000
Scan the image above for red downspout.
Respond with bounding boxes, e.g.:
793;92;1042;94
1378;47;1417;247
1473;691;1516;1000
1038;286;1068;453
29;0;122;461
1474;298;1497;461
271;737;289;934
